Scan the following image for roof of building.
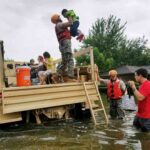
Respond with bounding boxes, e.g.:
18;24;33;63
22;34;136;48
101;65;150;77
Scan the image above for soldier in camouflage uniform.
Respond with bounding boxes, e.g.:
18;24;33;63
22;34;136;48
51;14;74;80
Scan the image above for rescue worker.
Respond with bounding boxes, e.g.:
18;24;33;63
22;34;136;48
99;70;126;119
51;14;75;82
128;68;150;132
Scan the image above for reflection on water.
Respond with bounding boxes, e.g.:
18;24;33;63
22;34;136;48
0;111;150;150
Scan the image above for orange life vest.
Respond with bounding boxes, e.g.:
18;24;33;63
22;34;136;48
107;80;123;100
55;26;71;42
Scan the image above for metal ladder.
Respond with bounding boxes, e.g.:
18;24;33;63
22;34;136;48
83;81;109;125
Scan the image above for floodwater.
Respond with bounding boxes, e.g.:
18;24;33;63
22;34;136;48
0;111;150;150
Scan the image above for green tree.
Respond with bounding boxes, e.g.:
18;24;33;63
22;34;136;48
75;15;150;73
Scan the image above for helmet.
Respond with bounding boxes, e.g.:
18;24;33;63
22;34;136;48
108;70;118;77
51;14;60;24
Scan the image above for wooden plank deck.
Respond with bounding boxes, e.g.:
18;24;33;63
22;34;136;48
2;82;99;114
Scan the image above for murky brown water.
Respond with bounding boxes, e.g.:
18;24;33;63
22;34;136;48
0;111;150;150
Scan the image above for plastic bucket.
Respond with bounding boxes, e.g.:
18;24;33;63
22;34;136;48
16;66;31;86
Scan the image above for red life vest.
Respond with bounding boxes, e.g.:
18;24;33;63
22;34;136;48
55;25;71;42
107;80;123;100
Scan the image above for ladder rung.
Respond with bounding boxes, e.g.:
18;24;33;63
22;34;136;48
92;106;100;109
83;82;108;125
89;95;99;98
92;104;99;108
95;123;100;125
93;108;103;112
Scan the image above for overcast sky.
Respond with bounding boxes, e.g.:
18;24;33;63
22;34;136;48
0;0;150;62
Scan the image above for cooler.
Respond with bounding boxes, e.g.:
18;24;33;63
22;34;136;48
16;66;31;86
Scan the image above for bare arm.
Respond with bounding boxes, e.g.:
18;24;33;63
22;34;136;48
44;59;53;66
120;80;126;94
99;78;109;85
30;64;38;69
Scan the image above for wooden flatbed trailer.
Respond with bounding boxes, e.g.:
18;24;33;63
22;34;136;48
0;41;108;125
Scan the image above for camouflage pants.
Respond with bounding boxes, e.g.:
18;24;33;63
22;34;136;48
57;52;74;78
